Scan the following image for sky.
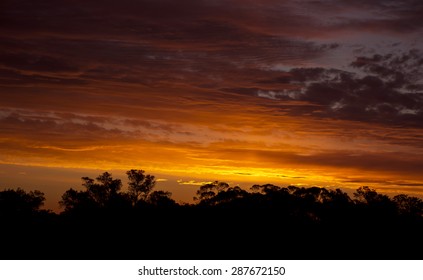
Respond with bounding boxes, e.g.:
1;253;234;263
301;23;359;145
1;0;423;211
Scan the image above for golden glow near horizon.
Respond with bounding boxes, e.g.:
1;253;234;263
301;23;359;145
1;112;423;197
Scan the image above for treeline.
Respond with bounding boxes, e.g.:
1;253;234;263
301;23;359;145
1;169;422;259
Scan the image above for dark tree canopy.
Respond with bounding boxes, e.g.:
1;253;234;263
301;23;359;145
0;188;45;216
148;190;176;207
393;194;423;216
59;169;174;212
126;169;156;206
1;169;423;260
60;172;124;211
194;181;230;204
59;188;96;212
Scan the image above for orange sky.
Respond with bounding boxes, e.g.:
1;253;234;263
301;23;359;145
1;0;423;211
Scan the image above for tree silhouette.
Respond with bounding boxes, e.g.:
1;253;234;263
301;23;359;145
60;172;126;212
194;181;229;204
0;188;45;217
85;172;122;205
393;194;423;217
59;188;96;212
250;183;281;195
126;169;156;206
147;190;176;207
198;185;249;207
353;186;395;209
60;169;170;212
2;169;423;260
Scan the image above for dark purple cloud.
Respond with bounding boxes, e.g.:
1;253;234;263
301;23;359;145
253;50;423;128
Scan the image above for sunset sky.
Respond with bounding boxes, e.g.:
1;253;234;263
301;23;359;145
1;0;423;211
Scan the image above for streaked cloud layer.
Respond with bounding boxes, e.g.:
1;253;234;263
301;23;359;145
1;0;423;206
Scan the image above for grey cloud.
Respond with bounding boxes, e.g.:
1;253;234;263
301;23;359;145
256;50;423;128
311;0;423;34
350;49;423;87
0;109;208;147
0;111;123;142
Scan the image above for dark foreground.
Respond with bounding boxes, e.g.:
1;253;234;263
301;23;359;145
1;173;422;260
2;206;422;260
